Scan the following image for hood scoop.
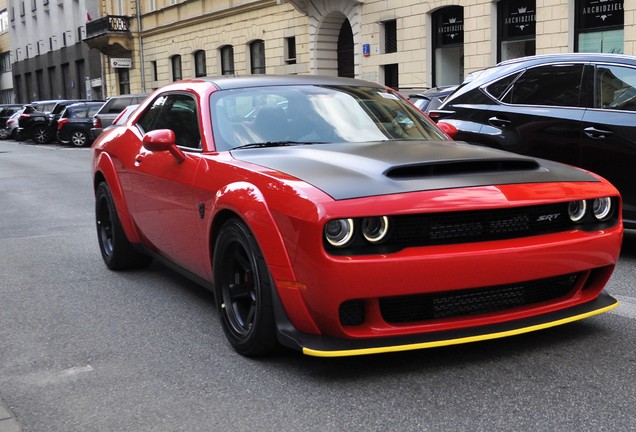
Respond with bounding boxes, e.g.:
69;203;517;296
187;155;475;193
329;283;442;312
385;158;541;180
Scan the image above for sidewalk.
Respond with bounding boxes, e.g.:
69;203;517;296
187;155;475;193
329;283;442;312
0;399;20;432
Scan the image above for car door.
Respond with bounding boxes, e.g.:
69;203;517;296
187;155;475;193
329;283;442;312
470;63;587;167
125;92;207;274
581;63;636;226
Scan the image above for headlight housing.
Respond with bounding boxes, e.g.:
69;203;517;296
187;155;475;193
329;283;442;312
361;216;390;243
568;200;587;222
324;218;354;247
592;197;613;221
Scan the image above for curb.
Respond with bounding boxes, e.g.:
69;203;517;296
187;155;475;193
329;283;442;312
0;399;21;432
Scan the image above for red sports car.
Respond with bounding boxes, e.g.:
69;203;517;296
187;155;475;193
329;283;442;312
92;75;623;357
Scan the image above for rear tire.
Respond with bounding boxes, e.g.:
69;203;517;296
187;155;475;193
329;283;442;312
213;218;277;356
95;182;152;270
32;125;50;144
70;130;88;147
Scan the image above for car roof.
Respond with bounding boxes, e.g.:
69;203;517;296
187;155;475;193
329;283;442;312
496;52;636;68
188;75;388;91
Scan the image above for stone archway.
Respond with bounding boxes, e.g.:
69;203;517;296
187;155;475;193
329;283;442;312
281;0;363;76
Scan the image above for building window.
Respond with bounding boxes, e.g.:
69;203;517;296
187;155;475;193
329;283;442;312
48;66;56;99
0;52;11;72
250;40;265;75
285;37;296;64
384;64;399;89
118;68;130;94
31;0;36;11
0;9;9;33
194;50;206;77
61;63;69;98
575;0;624;54
497;0;536;61
150;60;157;81
20;2;25;17
148;0;156;12
432;6;464;87
383;19;397;54
171;54;182;81
220;45;234;75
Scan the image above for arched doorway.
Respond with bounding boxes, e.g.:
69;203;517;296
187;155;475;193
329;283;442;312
338;20;354;78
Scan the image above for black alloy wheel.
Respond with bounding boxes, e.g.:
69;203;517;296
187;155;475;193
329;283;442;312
95;182;152;270
32;125;50;144
214;218;277;356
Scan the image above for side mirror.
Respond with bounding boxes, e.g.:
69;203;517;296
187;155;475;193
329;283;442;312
437;121;458;140
142;129;185;163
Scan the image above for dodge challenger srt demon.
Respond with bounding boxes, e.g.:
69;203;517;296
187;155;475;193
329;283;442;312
91;75;623;357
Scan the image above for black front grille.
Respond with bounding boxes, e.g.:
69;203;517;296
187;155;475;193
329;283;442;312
379;273;579;324
391;203;570;246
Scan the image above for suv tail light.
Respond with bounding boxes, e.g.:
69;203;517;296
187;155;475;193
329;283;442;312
57;118;69;131
93;117;102;128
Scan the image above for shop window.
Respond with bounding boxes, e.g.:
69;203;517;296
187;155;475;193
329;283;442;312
432;6;464;87
498;0;536;61
250;40;265;75
575;0;624;54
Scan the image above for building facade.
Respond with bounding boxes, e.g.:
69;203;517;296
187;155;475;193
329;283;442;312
9;0;103;103
0;0;13;103
87;0;633;96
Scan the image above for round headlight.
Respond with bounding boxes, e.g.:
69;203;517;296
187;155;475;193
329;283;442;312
361;216;390;243
592;197;613;221
325;219;354;247
568;200;587;222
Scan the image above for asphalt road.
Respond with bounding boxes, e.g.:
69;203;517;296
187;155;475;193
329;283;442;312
1;140;635;432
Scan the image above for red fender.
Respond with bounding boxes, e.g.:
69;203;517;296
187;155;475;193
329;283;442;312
92;151;142;244
211;181;321;335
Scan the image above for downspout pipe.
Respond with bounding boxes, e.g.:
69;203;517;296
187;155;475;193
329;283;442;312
136;0;146;93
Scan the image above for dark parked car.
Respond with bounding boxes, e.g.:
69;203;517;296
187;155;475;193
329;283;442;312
0;104;24;139
91;93;147;139
57;102;105;147
431;53;636;228
408;86;457;113
16;100;66;143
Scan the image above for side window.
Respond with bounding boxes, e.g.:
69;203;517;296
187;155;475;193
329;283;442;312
501;64;584;107
137;93;201;149
596;65;636;111
485;72;521;101
108;97;133;113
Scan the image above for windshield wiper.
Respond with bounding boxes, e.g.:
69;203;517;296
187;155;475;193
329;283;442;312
232;141;328;150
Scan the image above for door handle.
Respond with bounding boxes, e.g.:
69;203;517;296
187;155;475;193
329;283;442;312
488;117;512;128
584;126;613;139
134;154;145;167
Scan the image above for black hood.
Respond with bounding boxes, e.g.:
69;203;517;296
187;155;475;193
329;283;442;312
230;140;597;200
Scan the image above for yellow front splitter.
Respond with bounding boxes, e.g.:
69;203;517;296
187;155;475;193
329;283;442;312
295;292;618;358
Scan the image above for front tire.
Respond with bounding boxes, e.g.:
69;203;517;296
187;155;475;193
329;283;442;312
95;182;152;270
213;218;277;356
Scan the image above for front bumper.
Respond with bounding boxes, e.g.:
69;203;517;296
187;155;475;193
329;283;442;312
278;291;618;357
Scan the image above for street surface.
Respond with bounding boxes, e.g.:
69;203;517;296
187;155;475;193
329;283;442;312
1;140;635;431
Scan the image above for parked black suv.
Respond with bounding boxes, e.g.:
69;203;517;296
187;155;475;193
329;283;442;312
431;53;636;228
16;100;66;143
57;102;105;147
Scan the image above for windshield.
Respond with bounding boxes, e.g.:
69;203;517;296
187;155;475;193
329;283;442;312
210;85;447;151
